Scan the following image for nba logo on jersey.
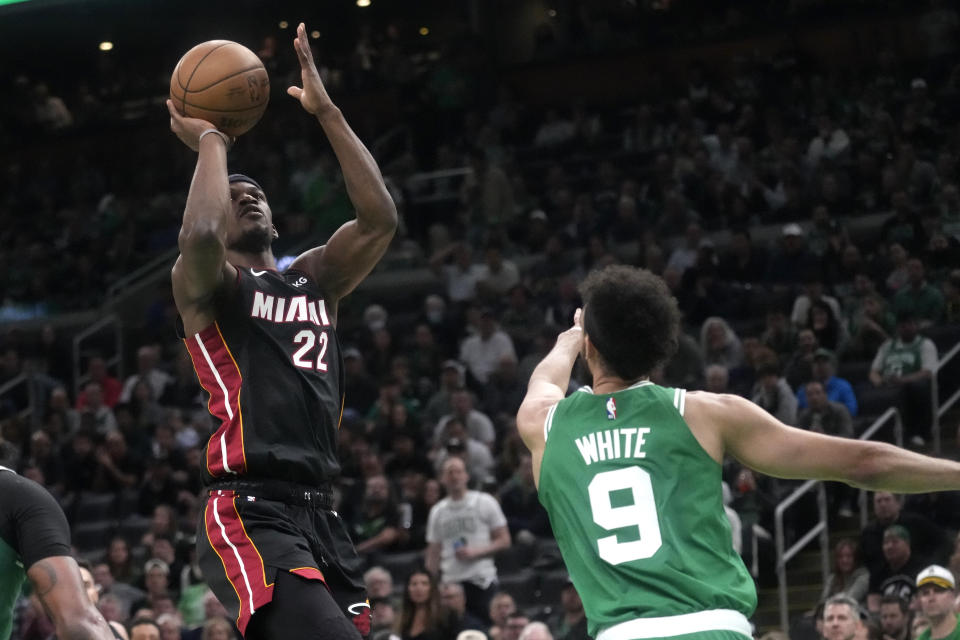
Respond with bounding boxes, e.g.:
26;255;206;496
606;397;617;420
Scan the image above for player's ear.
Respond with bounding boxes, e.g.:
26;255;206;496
272;225;279;240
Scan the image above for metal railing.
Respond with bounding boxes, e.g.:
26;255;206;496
775;480;829;634
0;373;37;426
106;247;179;301
72;314;123;398
934;340;960;455
776;407;903;633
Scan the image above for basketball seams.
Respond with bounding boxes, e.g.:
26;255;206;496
169;39;270;136
179;41;233;112
176;102;268;114
181;65;268;93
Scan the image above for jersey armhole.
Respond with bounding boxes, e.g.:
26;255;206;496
543;402;560;442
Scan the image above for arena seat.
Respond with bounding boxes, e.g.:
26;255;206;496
73;520;115;551
75;492;117;522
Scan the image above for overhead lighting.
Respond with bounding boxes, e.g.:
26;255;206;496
310;30;320;39
278;20;289;29
356;0;371;6
419;26;429;36
98;41;114;51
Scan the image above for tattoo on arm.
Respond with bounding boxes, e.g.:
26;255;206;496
32;559;58;597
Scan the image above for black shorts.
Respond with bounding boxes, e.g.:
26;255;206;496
0;470;71;568
197;480;369;637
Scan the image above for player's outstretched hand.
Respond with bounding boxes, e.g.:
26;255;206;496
287;22;336;118
166;99;224;152
556;307;585;352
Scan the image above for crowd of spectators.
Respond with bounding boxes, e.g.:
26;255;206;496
0;1;959;638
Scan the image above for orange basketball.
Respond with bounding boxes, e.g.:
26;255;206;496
169;40;269;137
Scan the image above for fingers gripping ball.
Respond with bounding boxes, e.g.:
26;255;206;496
170;40;269;137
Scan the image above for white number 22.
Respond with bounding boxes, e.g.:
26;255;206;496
292;330;329;371
588;466;662;565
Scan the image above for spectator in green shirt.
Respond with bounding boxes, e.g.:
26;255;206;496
893;258;944;327
914;565;960;640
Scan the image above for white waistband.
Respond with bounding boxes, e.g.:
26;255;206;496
596;609;753;640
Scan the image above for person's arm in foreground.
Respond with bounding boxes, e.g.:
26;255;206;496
27;556;115;640
515;310;583;464
689;392;960;493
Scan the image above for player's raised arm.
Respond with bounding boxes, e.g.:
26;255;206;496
286;22;397;307
516;310;584;461
167;100;236;330
690;391;960;493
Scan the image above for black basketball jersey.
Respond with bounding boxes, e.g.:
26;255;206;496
182;266;344;486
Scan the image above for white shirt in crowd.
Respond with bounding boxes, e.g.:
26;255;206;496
426;490;507;588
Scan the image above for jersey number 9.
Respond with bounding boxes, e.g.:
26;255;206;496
588;466;662;565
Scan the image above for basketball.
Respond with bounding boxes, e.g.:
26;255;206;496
169;40;269;137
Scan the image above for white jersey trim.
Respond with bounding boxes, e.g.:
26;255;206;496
596;609;752;640
579;380;652;395
543;403;559;442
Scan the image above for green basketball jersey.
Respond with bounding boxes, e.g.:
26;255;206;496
538;382;756;638
0;467;26;640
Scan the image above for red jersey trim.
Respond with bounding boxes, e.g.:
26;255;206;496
204;491;275;634
184;321;246;476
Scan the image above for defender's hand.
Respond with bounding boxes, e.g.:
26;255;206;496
166;99;222;152
287;22;336;118
556;307;585;352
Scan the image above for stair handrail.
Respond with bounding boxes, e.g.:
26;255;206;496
776;407;903;633
71;314;123;398
934;340;960;455
774;480;829;634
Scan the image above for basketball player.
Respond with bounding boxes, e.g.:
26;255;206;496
0;467;116;640
516;265;960;640
166;22;396;640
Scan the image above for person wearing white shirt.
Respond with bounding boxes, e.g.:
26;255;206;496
425;456;511;624
807;114;850;168
119;346;172;403
434;389;496;448
476;243;520;299
459;310;517;385
431;243;487;304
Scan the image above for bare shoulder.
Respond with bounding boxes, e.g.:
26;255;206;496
682;391;746;463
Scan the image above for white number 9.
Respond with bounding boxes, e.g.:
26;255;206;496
588;466;662;565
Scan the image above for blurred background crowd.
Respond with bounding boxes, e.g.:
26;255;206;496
1;0;960;638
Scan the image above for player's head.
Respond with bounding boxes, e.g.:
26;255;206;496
578;265;680;381
226;174;277;255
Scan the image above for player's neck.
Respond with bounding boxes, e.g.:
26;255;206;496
227;249;276;271
591;371;649;395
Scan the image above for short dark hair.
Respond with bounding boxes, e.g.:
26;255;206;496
129;617;161;634
579;266;680;379
879;594;909;614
